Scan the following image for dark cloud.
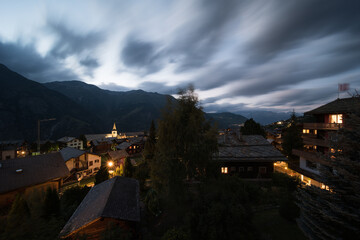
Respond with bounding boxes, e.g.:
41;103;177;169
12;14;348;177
169;0;244;72
245;0;360;63
0;41;78;82
47;20;102;71
121;37;163;74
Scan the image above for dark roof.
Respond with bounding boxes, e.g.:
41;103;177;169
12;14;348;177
84;134;107;142
216;134;287;162
59;177;140;238
60;147;85;161
305;97;360;115
116;142;131;150
107;150;129;160
0;153;69;194
57;136;75;143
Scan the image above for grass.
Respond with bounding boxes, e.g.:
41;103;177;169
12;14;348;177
253;208;308;240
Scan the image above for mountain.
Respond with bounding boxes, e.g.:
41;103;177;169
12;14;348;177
237;111;294;125
0;64;101;141
206;112;247;129
43;81;175;133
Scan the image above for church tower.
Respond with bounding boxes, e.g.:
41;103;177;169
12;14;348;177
112;123;118;138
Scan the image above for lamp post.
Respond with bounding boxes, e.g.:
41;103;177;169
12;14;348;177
37;118;56;153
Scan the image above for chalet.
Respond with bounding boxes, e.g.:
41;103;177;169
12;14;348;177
60;147;101;180
215;132;287;179
0;140;28;160
91;138;114;154
0;152;69;206
105;150;129;167
59;177;140;239
58;136;83;150
292;97;360;187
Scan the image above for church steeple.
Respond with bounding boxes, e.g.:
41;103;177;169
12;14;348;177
112;123;117;137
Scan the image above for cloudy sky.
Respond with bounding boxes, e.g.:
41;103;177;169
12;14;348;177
0;0;359;113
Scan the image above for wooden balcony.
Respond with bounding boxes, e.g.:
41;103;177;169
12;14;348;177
303;122;342;130
302;137;329;147
292;149;327;165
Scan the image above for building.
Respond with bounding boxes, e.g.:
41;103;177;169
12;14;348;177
0;152;69;206
105;150;129;167
215;132;287;179
0;140;28;160
59;177;140;239
58;137;83;150
60;147;101;181
292;97;360;187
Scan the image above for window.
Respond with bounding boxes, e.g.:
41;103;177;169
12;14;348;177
303;129;310;134
247;166;253;171
230;166;236;173
95;159;99;163
314;130;317;135
239;167;245;172
329;114;343;124
89;161;93;166
306;160;317;170
259;167;267;174
221;167;228;174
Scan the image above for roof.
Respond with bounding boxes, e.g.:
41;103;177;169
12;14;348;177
216;134;287;162
84;134;107;142
60;147;85;161
305;97;360;115
59;177;140;238
0;153;69;194
107;150;129;160
57;136;75;143
116;142;131;150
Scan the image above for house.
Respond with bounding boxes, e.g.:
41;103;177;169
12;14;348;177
91;138;114;154
0;140;28;160
115;138;144;155
59;147;101;180
215;131;287;179
58;136;83;150
292;97;360;187
85;123;122;147
0;152;69;206
105;150;129;167
59;177;140;239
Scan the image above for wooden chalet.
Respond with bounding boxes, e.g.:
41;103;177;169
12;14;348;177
0;152;69;206
59;177;140;240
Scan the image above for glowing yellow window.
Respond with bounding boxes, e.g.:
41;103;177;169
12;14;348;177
303;129;310;134
221;167;228;174
314;130;317;135
329;114;343;124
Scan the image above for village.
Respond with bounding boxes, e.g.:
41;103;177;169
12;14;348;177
0;94;359;239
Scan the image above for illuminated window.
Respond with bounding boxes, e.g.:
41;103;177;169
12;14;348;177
329;114;343;124
221;167;228;174
303;129;310;134
314;145;317;150
314;130;317;135
330;148;335;153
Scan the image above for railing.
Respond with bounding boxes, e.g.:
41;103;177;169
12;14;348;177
292;149;326;165
302;137;329;147
303;123;342;130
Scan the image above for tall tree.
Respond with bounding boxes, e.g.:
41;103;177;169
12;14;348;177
240;118;266;137
143;120;156;161
151;86;218;197
297;111;360;239
123;157;134;178
282;112;303;158
95;166;109;185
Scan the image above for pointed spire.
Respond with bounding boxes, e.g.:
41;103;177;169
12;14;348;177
113;122;117;131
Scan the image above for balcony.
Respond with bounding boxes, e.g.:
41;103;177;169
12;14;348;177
303;123;342;130
292;149;327;165
302;137;330;147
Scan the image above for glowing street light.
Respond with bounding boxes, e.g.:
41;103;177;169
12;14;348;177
107;161;114;167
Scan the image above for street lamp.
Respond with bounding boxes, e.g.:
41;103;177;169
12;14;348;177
37;118;56;153
107;161;114;167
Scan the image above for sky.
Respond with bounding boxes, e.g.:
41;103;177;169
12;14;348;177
0;0;359;114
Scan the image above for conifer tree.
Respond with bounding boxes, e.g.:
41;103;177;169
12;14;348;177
124;157;134;178
282;112;303;158
240;118;266;137
297;111;360;239
143;120;156;161
151;86;218;197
